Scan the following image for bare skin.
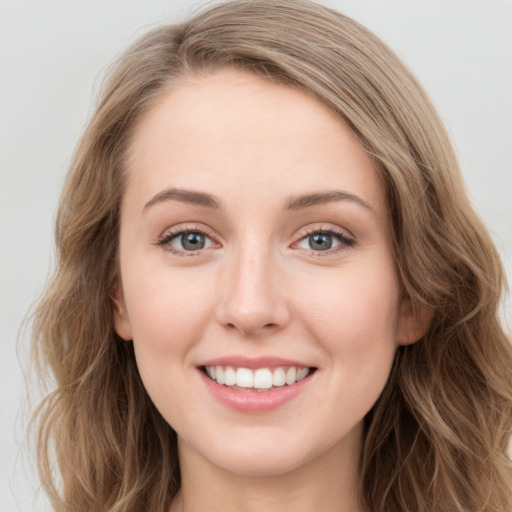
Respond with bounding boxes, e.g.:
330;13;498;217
113;69;429;512
171;422;362;512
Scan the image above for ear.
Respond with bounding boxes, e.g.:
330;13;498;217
397;297;433;346
110;280;133;341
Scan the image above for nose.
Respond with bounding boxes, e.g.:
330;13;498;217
214;243;291;338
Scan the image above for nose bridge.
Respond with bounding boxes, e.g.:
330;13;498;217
216;235;288;336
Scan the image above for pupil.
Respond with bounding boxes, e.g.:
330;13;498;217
309;233;332;251
182;232;205;251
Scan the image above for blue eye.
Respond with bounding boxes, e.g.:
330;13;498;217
176;232;207;251
308;233;334;251
157;226;352;256
295;229;353;252
158;229;215;254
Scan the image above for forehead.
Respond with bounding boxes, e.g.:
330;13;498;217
124;68;386;216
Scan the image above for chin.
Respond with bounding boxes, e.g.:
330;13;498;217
182;421;363;479
211;449;312;478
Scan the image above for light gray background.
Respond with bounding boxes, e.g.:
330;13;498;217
1;1;511;510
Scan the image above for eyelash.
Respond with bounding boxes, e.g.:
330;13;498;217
294;226;355;256
155;225;355;257
155;224;215;257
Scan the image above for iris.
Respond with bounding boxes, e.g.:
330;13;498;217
309;233;333;251
181;232;206;250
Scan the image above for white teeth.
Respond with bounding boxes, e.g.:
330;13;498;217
285;367;297;385
236;368;253;388
253;369;273;389
205;365;311;389
297;367;309;381
224;366;236;386
272;367;286;387
216;366;225;385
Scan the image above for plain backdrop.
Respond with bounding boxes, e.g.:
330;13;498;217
1;1;511;510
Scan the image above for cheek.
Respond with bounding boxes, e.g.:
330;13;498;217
121;265;218;371
295;258;401;382
300;258;400;332
121;268;219;426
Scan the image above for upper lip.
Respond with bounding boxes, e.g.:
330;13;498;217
198;355;313;369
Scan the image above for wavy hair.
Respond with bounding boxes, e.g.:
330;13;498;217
31;1;512;510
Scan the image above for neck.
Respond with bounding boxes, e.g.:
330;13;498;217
170;424;365;512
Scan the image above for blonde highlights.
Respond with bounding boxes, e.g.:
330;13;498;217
32;1;512;511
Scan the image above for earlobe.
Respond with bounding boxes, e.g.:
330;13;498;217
110;281;133;341
397;298;434;346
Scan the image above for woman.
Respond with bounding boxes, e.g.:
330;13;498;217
32;1;512;511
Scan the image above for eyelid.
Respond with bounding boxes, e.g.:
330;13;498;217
291;224;355;254
154;222;355;257
296;224;354;239
155;223;220;255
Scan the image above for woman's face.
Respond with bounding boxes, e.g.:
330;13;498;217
114;69;420;477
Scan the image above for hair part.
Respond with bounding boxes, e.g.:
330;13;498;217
32;1;512;511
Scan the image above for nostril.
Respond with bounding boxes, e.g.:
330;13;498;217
225;321;277;331
236;322;279;331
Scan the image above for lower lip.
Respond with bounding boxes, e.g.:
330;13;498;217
199;370;313;412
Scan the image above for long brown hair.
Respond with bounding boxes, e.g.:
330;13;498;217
31;1;512;510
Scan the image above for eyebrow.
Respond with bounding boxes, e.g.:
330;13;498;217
285;190;374;213
143;187;374;214
143;188;221;211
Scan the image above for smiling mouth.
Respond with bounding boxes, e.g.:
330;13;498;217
201;365;317;392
